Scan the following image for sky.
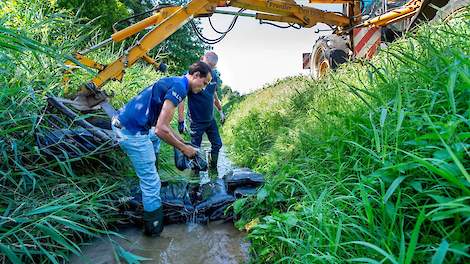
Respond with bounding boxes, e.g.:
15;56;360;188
198;3;340;94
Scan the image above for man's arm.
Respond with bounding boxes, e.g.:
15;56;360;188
177;99;186;134
214;93;225;124
213;93;222;112
178;99;185;122
156;100;196;157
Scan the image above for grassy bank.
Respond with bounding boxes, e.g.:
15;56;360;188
0;1;182;262
223;9;470;263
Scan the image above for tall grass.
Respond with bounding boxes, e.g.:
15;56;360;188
0;0;181;262
224;8;470;263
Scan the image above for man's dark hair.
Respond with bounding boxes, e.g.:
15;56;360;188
188;61;211;77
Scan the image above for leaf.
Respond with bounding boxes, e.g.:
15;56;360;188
25;205;65;216
232;198;246;214
23;231;59;264
0;244;22;264
447;65;457;114
49;216;95;237
275;236;298;247
349;241;398;264
402;150;470;195
428;194;453;204
410;181;423;192
405;209;426;264
383;176;406;203
430;207;470;221
369;112;381;152
333;219;342;255
113;243;151;264
359;184;374;227
36;222;81;256
256;187;268;202
380;107;387;128
433;149;451;161
350;258;381;264
396;109;405;132
423;114;470;183
441;139;470;183
431;240;449;264
259;246;271;256
284;214;297;227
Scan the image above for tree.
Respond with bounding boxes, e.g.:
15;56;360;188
157;23;210;74
55;0;210;74
57;0;130;34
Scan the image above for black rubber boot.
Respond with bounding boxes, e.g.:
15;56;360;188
209;153;219;170
143;207;164;236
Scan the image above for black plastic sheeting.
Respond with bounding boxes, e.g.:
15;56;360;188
34;97;116;159
117;168;264;225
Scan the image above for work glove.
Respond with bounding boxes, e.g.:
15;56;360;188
219;111;226;125
178;120;185;134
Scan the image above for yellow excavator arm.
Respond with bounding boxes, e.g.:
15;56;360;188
67;0;424;112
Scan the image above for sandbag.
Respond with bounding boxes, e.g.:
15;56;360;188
160;182;194;224
174;147;208;172
119;179;234;225
117;168;265;225
194;179;235;223
225;168;264;193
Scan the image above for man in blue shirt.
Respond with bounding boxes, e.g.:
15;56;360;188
178;52;225;171
112;61;212;236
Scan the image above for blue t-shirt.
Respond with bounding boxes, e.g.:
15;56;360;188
118;76;189;133
187;70;218;123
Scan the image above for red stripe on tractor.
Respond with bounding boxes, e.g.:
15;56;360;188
366;36;381;59
354;27;379;55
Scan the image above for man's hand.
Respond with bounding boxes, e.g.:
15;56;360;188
182;144;197;158
178;120;185;134
219;111;226;124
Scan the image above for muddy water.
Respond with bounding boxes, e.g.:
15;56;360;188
72;142;250;263
71;222;249;264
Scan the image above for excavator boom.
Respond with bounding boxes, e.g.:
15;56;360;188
68;0;426;112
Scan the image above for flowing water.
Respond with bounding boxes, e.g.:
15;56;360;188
70;222;249;264
71;142;250;263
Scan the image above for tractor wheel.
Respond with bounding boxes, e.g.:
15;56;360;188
415;0;470;24
310;37;349;79
434;0;470;21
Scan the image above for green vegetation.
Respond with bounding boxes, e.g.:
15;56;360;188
0;0;195;262
1;0;469;262
224;9;470;263
57;0;154;34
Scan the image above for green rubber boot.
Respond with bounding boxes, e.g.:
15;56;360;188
143;207;164;236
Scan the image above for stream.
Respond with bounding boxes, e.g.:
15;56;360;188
70;142;251;263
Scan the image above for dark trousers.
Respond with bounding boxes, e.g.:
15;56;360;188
189;119;222;155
